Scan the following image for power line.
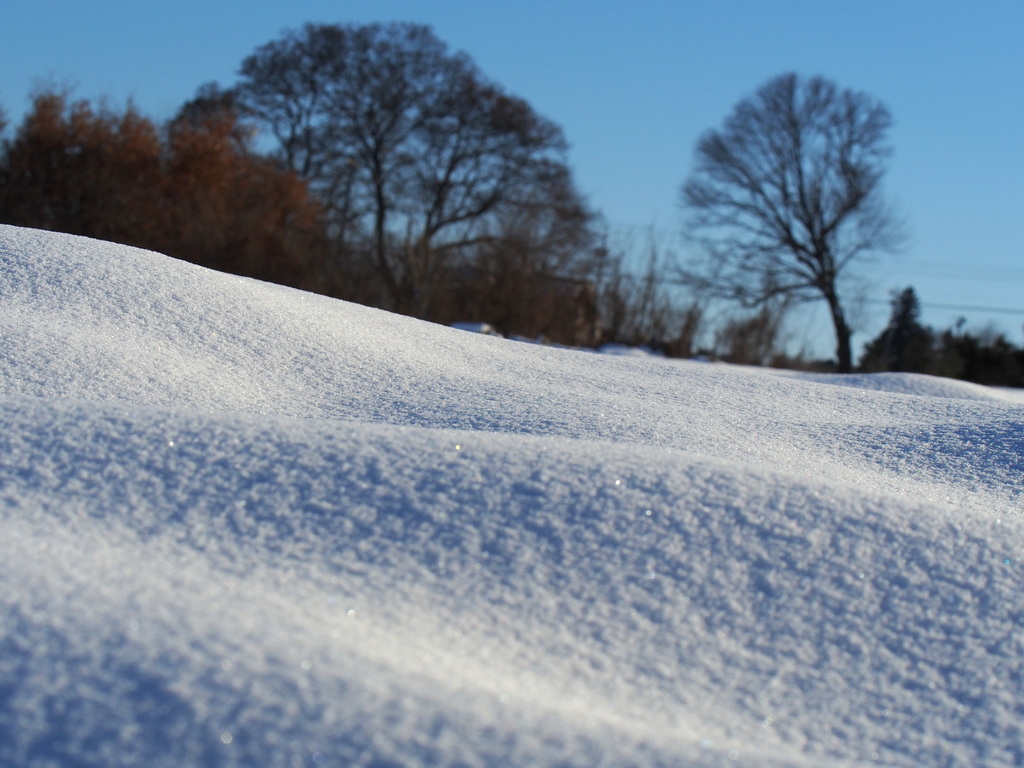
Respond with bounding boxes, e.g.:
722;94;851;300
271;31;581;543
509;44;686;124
865;298;1024;316
920;302;1024;317
878;267;1024;282
886;258;1024;275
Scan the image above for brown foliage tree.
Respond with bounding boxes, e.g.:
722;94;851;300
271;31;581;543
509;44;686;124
159;88;327;289
0;92;163;244
0;90;327;291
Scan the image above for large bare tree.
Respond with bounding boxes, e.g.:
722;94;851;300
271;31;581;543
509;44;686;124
235;22;581;315
681;73;905;372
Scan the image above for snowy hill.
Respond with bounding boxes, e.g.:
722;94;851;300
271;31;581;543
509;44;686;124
1;224;1022;767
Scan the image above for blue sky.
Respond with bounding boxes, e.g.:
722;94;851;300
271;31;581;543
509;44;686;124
2;1;1022;355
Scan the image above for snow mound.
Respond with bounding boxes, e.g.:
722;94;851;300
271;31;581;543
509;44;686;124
780;368;1024;403
2;226;1023;767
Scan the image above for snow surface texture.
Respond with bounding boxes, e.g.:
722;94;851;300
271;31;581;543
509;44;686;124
1;224;1023;767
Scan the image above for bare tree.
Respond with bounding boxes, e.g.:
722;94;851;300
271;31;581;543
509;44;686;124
680;73;905;372
713;300;791;367
453;162;600;343
594;226;704;354
234;22;576;315
234;25;361;234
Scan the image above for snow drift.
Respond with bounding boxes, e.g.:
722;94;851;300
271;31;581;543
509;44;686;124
1;224;1022;767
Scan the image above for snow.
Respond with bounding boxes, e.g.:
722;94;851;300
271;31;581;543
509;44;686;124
1;224;1022;767
450;321;503;337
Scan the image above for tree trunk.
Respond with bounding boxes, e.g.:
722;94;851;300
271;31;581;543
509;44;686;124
825;289;853;373
371;157;400;311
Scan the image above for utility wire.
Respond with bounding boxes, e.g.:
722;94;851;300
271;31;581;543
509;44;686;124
864;299;1024;316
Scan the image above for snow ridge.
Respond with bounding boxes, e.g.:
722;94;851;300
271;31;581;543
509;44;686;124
1;226;1023;767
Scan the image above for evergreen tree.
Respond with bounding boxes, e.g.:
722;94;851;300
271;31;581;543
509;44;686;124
860;287;932;373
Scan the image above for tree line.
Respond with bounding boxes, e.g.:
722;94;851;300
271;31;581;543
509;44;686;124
1;21;1016;385
0;88;327;291
860;287;1024;387
1;22;701;351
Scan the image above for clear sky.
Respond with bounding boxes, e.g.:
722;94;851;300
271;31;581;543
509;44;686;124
2;0;1022;355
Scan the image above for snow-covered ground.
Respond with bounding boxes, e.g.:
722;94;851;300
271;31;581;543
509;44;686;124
1;225;1022;767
